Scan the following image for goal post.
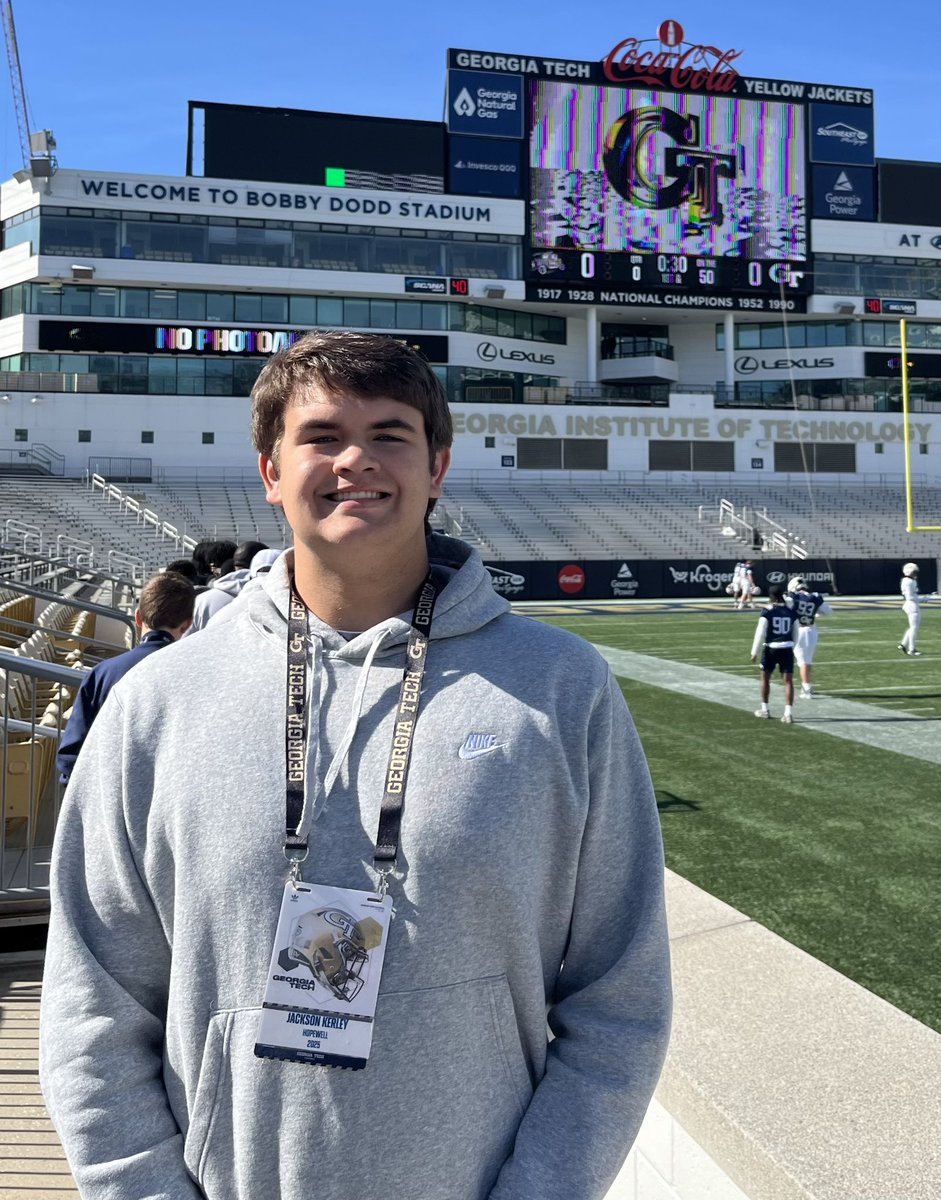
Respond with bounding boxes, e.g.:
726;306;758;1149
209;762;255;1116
901;319;941;532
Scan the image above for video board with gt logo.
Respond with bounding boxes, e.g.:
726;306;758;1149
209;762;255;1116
525;81;809;312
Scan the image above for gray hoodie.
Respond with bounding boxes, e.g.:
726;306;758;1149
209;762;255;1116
40;534;671;1200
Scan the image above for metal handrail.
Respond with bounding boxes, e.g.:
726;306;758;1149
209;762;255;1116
0;578;138;637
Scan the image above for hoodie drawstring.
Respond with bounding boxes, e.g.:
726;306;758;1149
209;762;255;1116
301;629;391;832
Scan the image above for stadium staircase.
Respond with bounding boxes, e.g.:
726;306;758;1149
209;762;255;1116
712;484;941;558
440;480;738;560
141;483;290;547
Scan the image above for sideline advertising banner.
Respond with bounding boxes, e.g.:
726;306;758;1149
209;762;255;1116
481;559;936;601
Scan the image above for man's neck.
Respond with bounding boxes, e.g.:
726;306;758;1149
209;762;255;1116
293;548;431;632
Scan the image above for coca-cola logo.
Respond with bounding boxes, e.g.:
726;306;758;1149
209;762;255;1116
558;564;586;594
603;32;741;93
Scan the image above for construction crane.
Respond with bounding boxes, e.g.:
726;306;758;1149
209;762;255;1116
1;0;55;175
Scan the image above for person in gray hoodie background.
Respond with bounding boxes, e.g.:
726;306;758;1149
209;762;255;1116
39;329;672;1200
185;538;270;633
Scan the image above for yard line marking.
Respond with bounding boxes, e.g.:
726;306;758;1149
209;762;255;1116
598;645;941;766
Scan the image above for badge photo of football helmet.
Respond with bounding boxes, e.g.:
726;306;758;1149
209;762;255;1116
287;907;381;1003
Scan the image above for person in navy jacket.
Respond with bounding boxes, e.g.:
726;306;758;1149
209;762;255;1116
57;571;195;784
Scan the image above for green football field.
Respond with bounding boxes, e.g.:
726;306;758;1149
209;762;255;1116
536;600;941;1031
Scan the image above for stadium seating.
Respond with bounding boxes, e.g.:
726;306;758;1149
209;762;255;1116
438;478;941;561
441;480;745;559
143;483;290;548
718;483;941;557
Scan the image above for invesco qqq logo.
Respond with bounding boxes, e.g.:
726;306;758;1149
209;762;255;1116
604;106;738;226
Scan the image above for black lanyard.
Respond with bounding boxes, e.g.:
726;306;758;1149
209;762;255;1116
284;572;441;887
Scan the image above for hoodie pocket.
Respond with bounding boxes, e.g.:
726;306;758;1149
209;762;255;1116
183;1009;234;1184
185;975;534;1200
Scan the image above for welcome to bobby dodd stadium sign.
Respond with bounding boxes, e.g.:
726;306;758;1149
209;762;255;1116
44;171;522;234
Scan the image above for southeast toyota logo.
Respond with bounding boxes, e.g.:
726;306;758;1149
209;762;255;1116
735;355;759;375
477;342;497;362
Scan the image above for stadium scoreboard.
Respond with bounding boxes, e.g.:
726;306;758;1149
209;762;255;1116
449;24;874;312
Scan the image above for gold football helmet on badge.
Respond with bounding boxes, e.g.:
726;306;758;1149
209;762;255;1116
288;908;382;1002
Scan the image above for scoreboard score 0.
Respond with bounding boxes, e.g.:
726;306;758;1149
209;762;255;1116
526;80;809;311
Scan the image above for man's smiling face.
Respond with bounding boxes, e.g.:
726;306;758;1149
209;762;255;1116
259;386;450;570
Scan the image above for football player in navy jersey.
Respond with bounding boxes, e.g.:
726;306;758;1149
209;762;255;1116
786;576;834;698
750;584;800;723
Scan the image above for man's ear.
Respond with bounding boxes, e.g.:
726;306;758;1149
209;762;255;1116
429;447;451;498
259;453;282;505
134;608;143;631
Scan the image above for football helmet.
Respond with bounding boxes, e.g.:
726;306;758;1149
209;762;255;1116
287;907;381;1002
787;577;806;593
902;562;919;577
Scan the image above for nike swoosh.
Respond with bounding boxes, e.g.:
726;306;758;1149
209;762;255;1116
458;744;506;760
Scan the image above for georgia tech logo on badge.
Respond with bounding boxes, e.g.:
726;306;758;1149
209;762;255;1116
275;907;383;1003
603;106;740;226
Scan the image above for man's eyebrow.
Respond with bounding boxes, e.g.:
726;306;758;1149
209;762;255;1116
293;416;419;434
370;417;418;432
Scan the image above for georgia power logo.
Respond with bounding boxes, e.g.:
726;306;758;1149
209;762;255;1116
611;563;639;597
816;121;869;147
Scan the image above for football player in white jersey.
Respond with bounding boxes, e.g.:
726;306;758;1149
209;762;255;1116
728;561;744;607
737;560;758;610
786;576;834;697
898;562;924;656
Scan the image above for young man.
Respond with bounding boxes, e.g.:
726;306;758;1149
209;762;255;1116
737;560;757;610
898;561;924;656
55;571;195;783
40;331;672;1200
185;539;270;633
751;583;800;723
786;576;834;698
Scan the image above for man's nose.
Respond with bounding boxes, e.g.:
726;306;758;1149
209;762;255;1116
333;441;377;472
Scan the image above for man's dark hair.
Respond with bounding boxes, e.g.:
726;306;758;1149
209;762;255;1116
163;558;200;585
205;540;238;573
191;540;224;584
250;329;453;471
768;584;784;603
139;573;196;631
233;540;268;571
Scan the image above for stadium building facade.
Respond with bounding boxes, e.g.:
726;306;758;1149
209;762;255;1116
1;21;940;486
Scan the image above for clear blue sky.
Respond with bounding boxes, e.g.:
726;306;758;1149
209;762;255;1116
3;0;940;180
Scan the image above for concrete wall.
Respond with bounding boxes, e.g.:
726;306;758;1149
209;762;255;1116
617;873;941;1200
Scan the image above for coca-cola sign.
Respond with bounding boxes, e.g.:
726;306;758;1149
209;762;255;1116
604;20;741;94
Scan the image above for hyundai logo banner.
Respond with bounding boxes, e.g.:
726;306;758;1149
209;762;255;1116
447;70;524;139
810;102;875;166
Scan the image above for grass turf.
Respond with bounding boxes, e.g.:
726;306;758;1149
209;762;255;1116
538;603;941;1031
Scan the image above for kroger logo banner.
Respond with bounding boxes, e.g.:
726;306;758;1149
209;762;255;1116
810;102;875;166
447;70;524;138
